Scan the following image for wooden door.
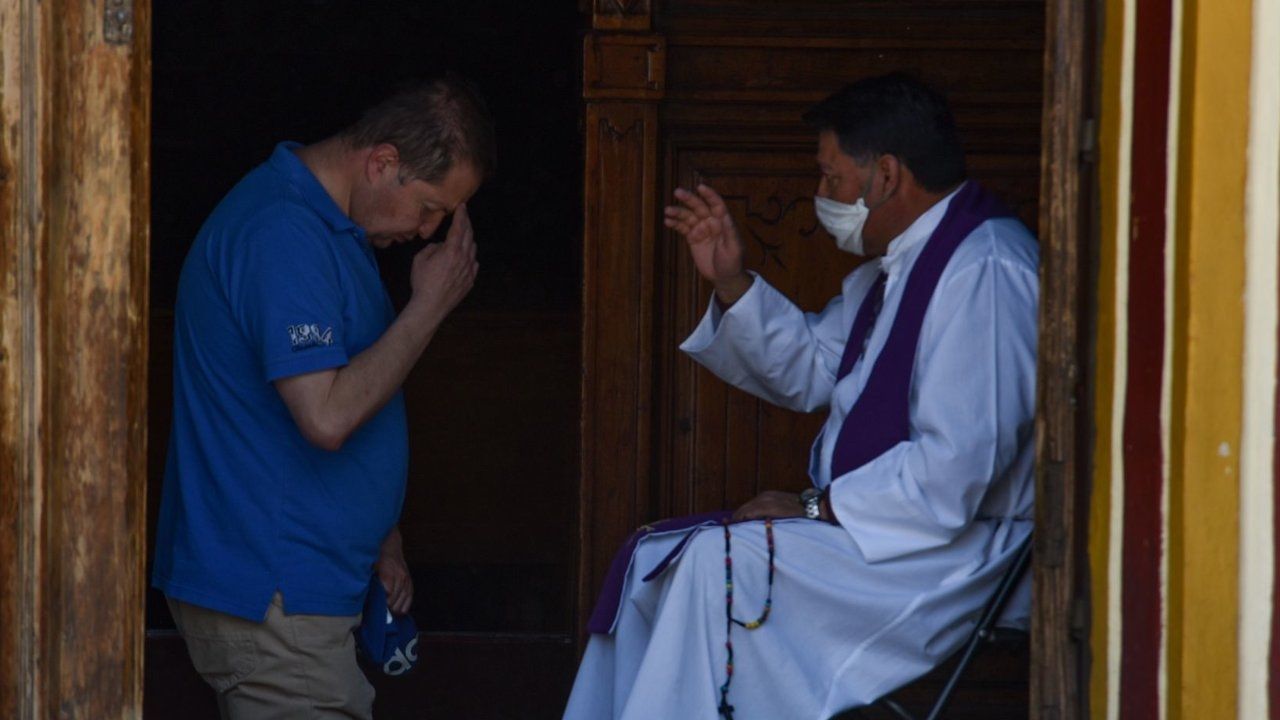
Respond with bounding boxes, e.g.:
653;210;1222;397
0;0;151;717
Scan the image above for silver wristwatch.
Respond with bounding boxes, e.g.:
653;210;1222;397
799;487;823;520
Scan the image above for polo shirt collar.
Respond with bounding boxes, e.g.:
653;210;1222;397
268;141;362;237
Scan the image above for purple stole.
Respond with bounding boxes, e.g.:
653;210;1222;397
830;181;1010;476
586;181;1009;635
586;511;732;634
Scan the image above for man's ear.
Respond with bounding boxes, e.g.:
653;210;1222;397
366;143;400;183
875;154;902;203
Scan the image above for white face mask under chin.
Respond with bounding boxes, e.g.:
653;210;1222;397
814;195;869;256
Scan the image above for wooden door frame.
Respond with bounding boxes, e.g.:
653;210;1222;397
0;0;151;717
1033;0;1094;716
580;1;1097;718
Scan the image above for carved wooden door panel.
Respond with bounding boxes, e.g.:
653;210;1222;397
580;0;1045;637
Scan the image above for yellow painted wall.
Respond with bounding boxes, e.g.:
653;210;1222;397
1091;0;1254;715
1090;0;1127;715
1167;0;1250;717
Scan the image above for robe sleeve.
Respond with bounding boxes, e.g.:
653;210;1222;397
828;252;1038;563
679;272;848;413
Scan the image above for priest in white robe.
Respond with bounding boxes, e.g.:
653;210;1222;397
563;73;1038;720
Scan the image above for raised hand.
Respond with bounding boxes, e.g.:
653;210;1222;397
408;203;478;322
664;184;753;304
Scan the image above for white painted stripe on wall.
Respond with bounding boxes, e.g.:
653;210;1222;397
1159;0;1185;717
1109;0;1138;716
1239;0;1280;717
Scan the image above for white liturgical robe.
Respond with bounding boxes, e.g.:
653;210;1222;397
564;188;1039;719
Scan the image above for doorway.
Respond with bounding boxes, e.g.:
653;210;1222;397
0;1;1095;718
143;3;587;717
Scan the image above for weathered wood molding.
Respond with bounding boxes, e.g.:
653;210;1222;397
579;4;666;638
0;0;150;717
1034;0;1089;716
583;33;666;101
578;100;659;639
593;0;651;32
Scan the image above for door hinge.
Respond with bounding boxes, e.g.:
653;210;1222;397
104;0;133;46
1070;593;1090;642
1079;118;1097;165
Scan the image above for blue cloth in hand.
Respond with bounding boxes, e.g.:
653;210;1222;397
356;576;420;676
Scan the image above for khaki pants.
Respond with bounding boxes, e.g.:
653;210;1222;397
167;593;375;720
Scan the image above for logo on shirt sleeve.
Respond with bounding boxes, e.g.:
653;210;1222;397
287;323;334;351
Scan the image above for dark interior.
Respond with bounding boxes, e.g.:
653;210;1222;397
146;2;587;716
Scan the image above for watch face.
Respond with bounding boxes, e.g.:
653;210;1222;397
800;488;821;519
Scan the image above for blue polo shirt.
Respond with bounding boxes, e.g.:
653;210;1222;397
153;142;408;621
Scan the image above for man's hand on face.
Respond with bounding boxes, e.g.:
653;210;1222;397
406;203;478;324
732;490;806;522
375;527;414;616
664;184;753;306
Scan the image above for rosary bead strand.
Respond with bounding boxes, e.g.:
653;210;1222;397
717;517;776;720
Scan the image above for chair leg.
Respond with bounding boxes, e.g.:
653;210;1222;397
922;626;985;719
924;538;1033;720
875;696;918;720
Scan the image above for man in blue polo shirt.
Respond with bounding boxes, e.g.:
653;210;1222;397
153;77;495;719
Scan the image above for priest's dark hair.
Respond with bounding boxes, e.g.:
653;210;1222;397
803;73;966;193
342;73;497;185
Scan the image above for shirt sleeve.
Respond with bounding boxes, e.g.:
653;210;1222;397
679;272;849;413
828;253;1039;562
224;209;351;383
